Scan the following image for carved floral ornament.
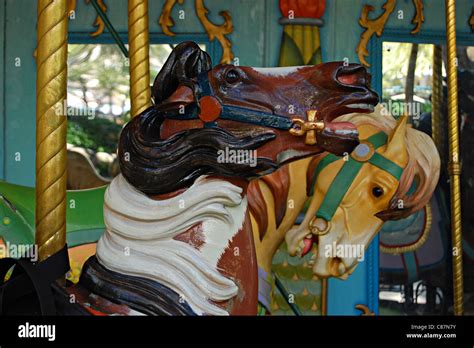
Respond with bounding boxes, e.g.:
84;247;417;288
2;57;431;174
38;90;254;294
356;0;424;67
159;0;234;64
67;0;108;37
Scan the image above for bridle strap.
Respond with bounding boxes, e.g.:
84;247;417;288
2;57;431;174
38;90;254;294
162;72;296;131
368;152;404;180
310;131;403;222
316;160;364;221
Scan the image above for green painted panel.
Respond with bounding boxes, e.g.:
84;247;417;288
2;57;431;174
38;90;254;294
0;180;106;247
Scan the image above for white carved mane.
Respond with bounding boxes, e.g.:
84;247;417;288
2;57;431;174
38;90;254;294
96;174;247;315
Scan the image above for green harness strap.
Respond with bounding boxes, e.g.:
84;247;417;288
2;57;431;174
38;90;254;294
309;131;403;222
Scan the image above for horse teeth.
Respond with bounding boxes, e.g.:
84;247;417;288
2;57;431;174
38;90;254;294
346;103;374;112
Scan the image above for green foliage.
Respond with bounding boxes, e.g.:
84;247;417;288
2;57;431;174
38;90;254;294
382;42;434;101
67;116;122;154
66;43;193;156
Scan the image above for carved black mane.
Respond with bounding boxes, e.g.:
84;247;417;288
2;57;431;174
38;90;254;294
79;256;196;315
119;107;277;195
119;42;281;195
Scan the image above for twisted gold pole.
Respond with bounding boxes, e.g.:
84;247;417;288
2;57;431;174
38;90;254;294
128;0;151;117
35;0;68;261
445;0;464;316
431;45;445;166
321;278;327;315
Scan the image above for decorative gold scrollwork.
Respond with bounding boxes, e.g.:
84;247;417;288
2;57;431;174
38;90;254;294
67;0;108;37
356;0;396;67
159;0;235;64
195;0;234;64
411;0;424;34
355;304;375;316
159;0;185;36
86;0;108;37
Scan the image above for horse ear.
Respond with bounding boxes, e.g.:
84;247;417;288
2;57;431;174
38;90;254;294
383;115;408;166
152;42;212;105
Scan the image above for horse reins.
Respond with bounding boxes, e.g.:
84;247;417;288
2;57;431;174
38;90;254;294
160;72;325;144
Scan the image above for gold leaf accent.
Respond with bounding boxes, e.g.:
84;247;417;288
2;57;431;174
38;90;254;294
356;0;396;67
85;0;108;37
355;304;375;316
159;0;185;36
195;0;234;64
128;0;152;117
445;0;464;316
380;203;432;254
411;0;424;34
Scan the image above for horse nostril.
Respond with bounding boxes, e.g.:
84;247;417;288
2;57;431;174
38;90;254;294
337;72;359;85
337;67;368;87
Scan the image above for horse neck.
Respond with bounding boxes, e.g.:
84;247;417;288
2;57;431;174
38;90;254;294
96;174;258;315
253;157;314;274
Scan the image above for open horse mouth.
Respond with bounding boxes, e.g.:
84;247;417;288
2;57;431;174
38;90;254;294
302;234;318;257
337;93;379;116
292;231;355;279
295;63;379;156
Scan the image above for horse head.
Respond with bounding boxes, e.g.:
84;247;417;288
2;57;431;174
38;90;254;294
119;42;378;195
286;107;440;279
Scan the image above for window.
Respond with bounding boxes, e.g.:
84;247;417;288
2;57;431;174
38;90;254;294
65;43;206;188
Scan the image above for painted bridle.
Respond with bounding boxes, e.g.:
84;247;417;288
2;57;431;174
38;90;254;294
160;71;325;145
307;131;404;235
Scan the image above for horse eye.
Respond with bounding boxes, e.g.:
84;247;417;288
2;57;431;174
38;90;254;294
225;69;240;84
372;186;384;198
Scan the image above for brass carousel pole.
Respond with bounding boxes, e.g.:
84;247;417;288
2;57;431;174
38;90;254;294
445;0;464;315
128;0;151;117
35;0;68;262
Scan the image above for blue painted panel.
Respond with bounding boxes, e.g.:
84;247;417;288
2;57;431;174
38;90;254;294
327;236;379;315
328;256;368;315
4;0;38;186
383;0;473;33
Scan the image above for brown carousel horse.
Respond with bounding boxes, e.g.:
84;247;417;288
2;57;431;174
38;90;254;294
249;107;440;313
1;42;380;316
